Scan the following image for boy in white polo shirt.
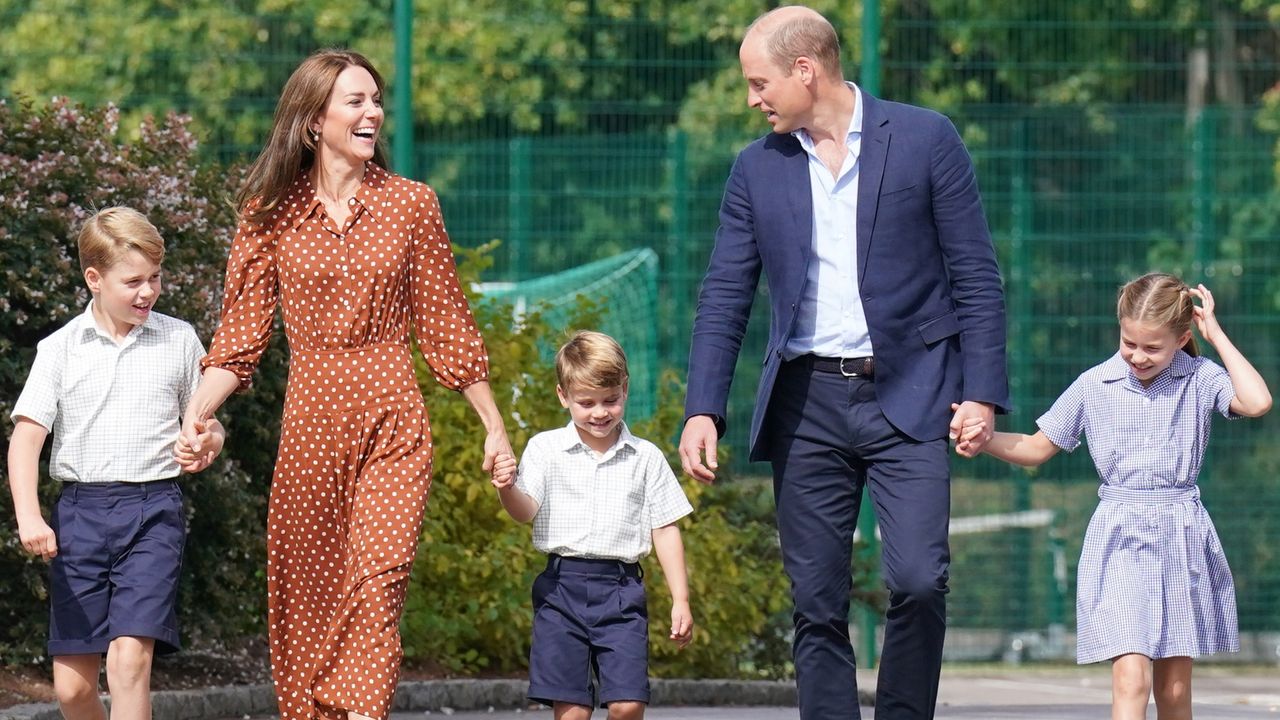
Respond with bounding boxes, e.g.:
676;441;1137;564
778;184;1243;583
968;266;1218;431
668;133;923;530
7;206;224;720
491;330;693;719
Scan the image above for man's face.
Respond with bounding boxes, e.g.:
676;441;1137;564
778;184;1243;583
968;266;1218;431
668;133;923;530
739;35;812;134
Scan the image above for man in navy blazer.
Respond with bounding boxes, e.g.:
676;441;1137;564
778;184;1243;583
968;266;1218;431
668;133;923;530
679;6;1009;719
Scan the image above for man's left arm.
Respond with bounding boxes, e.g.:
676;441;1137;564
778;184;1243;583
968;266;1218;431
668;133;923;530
929;115;1010;448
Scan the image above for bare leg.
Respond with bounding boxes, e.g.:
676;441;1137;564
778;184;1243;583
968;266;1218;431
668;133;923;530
347;712;375;720
1111;653;1153;720
1152;656;1193;720
104;637;154;720
606;700;645;720
53;655;106;720
554;701;593;720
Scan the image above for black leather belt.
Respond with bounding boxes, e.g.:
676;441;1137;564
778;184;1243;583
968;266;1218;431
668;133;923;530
805;355;875;378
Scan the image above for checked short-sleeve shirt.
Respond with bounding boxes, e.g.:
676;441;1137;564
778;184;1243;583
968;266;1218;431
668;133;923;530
11;303;205;483
516;421;693;564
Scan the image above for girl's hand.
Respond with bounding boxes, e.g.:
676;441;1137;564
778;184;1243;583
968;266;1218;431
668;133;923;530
490;453;517;489
1188;284;1224;346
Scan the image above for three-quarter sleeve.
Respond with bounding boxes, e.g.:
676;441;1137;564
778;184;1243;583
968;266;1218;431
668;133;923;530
409;188;489;390
201;218;281;391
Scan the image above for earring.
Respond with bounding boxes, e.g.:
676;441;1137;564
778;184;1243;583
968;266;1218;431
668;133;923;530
309;129;319;143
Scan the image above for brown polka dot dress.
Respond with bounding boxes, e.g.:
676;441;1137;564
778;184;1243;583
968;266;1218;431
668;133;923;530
202;163;488;720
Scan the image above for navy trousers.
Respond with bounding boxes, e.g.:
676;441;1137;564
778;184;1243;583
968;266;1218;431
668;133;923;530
765;360;951;720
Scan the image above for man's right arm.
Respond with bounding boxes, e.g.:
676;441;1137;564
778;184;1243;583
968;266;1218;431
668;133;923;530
682;152;762;481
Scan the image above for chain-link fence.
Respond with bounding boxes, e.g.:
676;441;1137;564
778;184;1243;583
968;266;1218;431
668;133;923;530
2;0;1277;662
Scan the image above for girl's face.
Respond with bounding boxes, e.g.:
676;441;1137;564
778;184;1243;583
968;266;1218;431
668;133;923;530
1118;317;1191;387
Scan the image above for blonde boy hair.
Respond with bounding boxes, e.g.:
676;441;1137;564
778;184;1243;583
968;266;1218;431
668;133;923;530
78;206;166;272
556;331;629;392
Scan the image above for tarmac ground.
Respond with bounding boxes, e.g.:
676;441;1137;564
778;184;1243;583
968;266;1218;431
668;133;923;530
412;667;1280;720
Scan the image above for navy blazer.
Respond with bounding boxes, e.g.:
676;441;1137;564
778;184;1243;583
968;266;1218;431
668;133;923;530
685;92;1010;461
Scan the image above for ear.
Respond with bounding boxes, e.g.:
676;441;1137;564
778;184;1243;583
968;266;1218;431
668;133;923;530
1177;329;1193;347
84;266;102;294
794;56;817;85
556;384;570;409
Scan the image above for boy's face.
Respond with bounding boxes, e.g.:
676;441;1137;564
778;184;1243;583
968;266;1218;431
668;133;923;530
84;249;162;338
557;382;627;451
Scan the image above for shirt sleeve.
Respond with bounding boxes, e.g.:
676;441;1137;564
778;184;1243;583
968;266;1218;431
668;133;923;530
1196;358;1239;420
201;218;280;391
409;187;489;391
644;449;693;529
1036;374;1089;452
515;436;548;507
11;334;64;430
180;324;208;418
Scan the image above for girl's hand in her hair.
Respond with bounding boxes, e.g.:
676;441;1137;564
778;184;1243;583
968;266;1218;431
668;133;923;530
1188;284;1225;346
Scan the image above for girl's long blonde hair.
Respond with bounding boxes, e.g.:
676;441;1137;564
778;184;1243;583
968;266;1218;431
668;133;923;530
1117;272;1199;357
236;49;388;224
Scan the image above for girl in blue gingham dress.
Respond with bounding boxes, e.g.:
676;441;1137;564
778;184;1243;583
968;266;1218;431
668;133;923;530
969;273;1272;720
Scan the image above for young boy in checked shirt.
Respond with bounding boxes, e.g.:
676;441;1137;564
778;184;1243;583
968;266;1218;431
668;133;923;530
7;207;224;720
491;330;693;720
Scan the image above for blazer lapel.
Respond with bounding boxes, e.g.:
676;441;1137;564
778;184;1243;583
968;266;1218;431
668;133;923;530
857;93;889;285
782;137;813;268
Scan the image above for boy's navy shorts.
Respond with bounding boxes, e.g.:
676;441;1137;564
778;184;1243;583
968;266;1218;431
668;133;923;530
528;554;650;708
47;479;186;657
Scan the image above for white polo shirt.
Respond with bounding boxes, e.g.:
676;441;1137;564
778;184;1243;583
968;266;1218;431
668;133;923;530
11;302;206;483
515;421;694;564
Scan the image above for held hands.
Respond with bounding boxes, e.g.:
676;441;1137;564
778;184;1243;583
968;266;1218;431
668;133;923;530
16;516;57;561
490;452;517;489
949;402;993;458
175;418;224;473
669;600;694;649
482;428;514;479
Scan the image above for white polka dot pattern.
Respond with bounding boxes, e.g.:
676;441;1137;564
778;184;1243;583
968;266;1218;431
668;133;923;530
201;163;489;720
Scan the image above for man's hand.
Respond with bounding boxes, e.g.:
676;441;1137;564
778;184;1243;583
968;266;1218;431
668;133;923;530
678;415;719;483
949;401;995;458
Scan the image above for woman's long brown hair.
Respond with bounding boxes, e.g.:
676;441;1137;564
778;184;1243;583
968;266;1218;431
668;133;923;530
236;49;389;224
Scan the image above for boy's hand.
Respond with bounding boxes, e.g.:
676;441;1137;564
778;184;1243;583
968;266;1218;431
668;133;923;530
175;419;223;473
17;516;57;561
669;600;693;649
949;403;988;458
490;453;517;489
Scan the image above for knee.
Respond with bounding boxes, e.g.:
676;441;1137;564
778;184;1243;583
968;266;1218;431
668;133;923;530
1155;674;1191;708
55;674;100;711
607;700;646;720
106;638;154;689
1113;664;1152;700
884;566;948;606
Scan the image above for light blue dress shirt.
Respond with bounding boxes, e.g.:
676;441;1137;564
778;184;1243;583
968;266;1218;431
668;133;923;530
783;82;874;360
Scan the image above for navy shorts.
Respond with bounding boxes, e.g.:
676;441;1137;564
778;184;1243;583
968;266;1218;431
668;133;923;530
47;479;186;657
528;555;650;708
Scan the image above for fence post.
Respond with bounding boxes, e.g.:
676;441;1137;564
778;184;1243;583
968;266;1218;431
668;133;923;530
1009;115;1034;640
392;0;414;178
509;137;532;280
857;0;882;670
668;129;690;365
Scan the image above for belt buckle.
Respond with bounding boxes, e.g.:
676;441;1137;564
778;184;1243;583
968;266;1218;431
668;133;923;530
839;357;860;377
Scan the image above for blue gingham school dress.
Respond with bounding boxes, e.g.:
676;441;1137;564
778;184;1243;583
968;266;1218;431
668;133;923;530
1037;351;1240;664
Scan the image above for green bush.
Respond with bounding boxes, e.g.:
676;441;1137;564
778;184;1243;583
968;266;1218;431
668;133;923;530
0;97;280;662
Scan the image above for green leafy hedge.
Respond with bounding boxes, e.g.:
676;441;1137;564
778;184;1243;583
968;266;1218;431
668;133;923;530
0;97;284;663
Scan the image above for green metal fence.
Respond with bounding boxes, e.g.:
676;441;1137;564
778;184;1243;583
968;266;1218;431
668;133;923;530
2;0;1277;662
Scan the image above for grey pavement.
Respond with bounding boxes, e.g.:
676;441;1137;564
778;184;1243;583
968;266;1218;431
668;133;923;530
4;666;1278;720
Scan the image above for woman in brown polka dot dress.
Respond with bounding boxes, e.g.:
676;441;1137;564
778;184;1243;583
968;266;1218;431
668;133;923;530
181;50;512;720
